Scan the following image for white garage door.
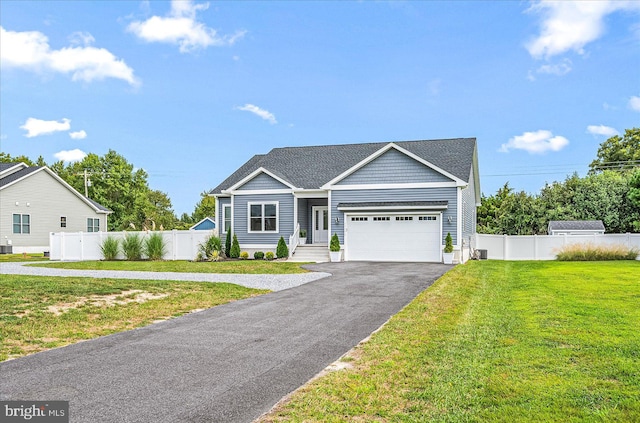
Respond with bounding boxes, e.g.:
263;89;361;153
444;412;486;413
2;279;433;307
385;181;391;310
346;214;441;262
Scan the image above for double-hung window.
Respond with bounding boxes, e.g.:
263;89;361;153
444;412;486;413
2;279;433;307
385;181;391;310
248;202;278;232
13;214;30;234
87;218;100;232
223;204;231;233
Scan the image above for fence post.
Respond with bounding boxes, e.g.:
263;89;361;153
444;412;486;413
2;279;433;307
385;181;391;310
172;230;178;260
80;231;84;261
61;232;65;261
534;234;537;260
503;234;507;260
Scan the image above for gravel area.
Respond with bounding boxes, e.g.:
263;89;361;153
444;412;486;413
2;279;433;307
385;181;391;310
0;262;330;291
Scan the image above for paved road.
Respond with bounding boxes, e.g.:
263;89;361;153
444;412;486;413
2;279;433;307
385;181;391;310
0;261;330;291
0;262;451;423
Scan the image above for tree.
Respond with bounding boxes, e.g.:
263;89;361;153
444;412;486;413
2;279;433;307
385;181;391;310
192;192;216;223
276;236;289;258
629;170;640;231
229;234;240;258
0;152;37;166
589;127;640;173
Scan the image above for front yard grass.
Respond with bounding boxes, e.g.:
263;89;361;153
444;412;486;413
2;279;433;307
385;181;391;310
0;253;48;262
261;261;640;422
0;275;268;362
30;260;309;274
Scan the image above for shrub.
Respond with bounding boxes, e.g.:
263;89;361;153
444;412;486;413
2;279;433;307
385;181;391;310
230;234;241;258
199;234;222;259
254;251;265;260
225;230;232;258
444;232;454;253
330;233;341;252
100;236;120;261
122;232;143;261
240;251;249;260
210;250;221;262
265;251;275;261
300;229;307;238
276;236;289;258
556;243;639;261
144;232;167;261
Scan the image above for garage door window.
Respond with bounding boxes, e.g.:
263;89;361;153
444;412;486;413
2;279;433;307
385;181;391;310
419;216;437;221
373;216;390;221
396;216;413;221
351;217;368;221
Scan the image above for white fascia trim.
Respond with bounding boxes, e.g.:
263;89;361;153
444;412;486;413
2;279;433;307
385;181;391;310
321;142;466;189
329;181;458;191
225;167;297;192
1;166;109;214
229;189;293;196
337;205;448;211
0;163;28;178
293;189;328;198
457;188;463;247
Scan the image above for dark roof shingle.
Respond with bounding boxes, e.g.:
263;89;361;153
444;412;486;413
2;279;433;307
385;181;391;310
548;220;605;231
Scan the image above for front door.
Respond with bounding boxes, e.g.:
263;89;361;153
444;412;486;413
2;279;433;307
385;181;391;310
312;206;329;244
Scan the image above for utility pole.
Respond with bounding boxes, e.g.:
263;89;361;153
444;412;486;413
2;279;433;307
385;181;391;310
75;170;92;197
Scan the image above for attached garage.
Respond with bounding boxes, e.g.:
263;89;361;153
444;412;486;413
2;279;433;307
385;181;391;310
339;201;447;262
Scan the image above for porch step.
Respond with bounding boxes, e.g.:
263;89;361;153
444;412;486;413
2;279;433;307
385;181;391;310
289;244;330;263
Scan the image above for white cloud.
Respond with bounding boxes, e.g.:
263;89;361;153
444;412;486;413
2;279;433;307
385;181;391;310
68;31;95;46
526;1;640;59
499;130;569;154
536;59;572;75
0;26;138;85
587;125;618;137
54;149;87;163
127;0;246;53
629;96;640;112
69;130;87;140
20;117;71;138
235;104;277;124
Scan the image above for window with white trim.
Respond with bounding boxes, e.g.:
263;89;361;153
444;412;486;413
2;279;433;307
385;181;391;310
13;214;30;234
248;202;278;232
61;216;67;228
87;218;100;232
223;204;231;233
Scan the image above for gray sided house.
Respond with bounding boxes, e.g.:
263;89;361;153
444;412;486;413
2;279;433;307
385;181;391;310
0;162;111;253
210;138;481;262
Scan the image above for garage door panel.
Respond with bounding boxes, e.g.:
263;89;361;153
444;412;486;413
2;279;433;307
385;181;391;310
347;214;441;262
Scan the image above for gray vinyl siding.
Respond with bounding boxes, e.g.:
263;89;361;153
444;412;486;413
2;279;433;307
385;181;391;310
0;170;107;249
297;199;308;234
330;187;458;245
461;169;477;242
217;197;231;235
233;193;294;245
336;149;453;185
236;172;290;190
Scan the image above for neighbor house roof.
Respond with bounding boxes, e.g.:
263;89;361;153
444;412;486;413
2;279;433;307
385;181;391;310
548;220;605;232
211;138;477;194
0;166;41;188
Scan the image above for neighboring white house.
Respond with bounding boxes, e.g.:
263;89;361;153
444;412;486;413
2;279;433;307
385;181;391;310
0;162;111;253
547;220;606;236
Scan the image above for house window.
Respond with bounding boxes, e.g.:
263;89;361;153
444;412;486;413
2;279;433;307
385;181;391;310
248;202;278;232
12;214;30;234
223;205;231;233
61;216;67;228
87;218;100;232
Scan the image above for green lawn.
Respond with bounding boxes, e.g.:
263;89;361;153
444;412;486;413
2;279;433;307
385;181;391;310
261;261;640;423
30;260;309;274
0;275;268;361
0;253;49;262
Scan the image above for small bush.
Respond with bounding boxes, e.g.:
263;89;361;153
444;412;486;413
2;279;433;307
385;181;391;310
556;243;639;261
330;233;341;252
225;230;232;258
240;251;249;260
265;251;275;261
444;232;454;253
230;234;241;258
254;251;265;260
100;236;120;261
199;234;222;259
122;232;143;261
144;232;167;261
210;250;221;262
276;236;289;258
300;229;307;238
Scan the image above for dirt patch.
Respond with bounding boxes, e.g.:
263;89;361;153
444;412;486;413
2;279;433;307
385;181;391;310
46;290;169;316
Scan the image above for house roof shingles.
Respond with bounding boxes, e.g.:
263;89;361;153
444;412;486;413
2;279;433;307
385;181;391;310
210;138;476;194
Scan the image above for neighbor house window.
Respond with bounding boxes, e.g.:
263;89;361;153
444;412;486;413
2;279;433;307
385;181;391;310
60;216;67;228
13;214;30;234
87;218;100;232
248;202;278;232
223;204;231;233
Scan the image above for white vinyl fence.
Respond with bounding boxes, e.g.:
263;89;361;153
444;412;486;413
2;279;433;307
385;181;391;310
474;233;640;261
50;230;217;261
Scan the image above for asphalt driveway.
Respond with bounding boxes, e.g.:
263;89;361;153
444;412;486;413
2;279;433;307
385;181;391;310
0;262;451;423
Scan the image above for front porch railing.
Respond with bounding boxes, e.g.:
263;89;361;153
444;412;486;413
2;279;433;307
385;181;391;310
289;223;300;258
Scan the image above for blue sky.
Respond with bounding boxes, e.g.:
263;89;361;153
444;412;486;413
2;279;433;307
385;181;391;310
1;1;639;216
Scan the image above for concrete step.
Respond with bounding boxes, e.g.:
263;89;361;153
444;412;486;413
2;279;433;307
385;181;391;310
289;245;330;263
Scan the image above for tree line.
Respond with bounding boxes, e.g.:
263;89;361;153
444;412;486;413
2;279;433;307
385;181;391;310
0;150;214;231
478;128;640;234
